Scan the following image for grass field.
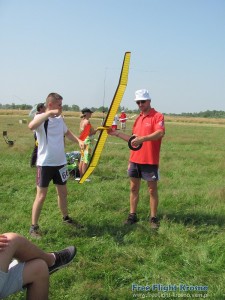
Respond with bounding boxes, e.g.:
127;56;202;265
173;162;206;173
1;112;225;299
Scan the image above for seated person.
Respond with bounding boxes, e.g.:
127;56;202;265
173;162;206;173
0;232;76;299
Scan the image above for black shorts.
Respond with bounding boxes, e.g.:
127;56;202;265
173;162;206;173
36;165;67;187
127;162;159;181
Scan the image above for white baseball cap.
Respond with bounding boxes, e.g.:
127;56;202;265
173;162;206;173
134;89;151;101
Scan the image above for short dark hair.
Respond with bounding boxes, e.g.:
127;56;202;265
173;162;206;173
36;103;45;112
46;93;63;105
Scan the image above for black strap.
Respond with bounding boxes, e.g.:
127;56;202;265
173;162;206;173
128;135;142;151
44;119;49;139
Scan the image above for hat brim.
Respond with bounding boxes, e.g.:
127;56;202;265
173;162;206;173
134;98;151;101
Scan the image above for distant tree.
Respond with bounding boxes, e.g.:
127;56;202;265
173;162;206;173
98;106;108;113
63;104;70;111
20;104;31;110
71;104;80;111
90;107;97;112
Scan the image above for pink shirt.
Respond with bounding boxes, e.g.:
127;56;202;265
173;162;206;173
129;108;165;165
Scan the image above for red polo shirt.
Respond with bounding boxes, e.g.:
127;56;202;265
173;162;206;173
119;112;127;123
129;108;165;165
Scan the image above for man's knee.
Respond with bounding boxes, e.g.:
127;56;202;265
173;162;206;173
56;185;67;199
29;259;49;280
3;232;21;243
148;184;158;196
35;194;46;204
23;259;49;290
130;185;139;194
36;259;49;278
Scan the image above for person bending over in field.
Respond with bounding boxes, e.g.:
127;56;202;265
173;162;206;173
0;232;76;299
28;92;84;238
108;89;165;229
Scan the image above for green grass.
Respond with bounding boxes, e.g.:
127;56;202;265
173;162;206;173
1;115;225;299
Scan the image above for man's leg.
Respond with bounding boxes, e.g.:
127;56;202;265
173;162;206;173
1;233;55;268
79;159;88;177
55;184;68;218
147;181;158;218
79;162;88;177
10;232;77;275
56;184;84;228
0;233;76;299
78;161;83;177
129;177;141;213
79;145;90;178
147;181;160;228
31;186;48;226
0;233;52;300
23;259;49;300
124;177;141;225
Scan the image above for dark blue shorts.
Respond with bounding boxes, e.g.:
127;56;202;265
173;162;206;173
127;162;159;181
36;165;67;187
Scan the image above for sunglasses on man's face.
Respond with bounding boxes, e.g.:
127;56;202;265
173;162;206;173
136;100;147;105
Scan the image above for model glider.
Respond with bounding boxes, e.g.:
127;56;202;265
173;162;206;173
29;104;38;118
79;51;131;184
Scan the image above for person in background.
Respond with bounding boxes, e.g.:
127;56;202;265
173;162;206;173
28;93;84;238
30;103;46;167
119;110;127;130
78;108;98;178
112;114;119;130
0;232;76;299
108;89;165;229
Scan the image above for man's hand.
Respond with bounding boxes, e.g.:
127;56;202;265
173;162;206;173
0;234;9;251
107;127;117;136
131;135;144;147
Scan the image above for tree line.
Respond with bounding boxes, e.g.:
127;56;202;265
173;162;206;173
1;103;225;118
165;110;225;118
0;103;138;114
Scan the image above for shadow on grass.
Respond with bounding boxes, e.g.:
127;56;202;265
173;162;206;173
70;221;155;244
161;212;225;227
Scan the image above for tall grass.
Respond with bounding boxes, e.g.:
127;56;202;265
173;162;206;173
1;113;225;299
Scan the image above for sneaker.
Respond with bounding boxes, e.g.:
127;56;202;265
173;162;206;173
150;217;160;229
49;246;77;274
63;216;84;229
124;213;138;225
29;225;41;239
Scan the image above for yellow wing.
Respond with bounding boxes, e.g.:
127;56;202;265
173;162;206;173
79;51;131;184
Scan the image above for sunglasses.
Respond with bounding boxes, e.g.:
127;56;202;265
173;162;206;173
136;100;147;105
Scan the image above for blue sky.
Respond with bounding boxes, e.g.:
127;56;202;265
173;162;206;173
0;0;224;113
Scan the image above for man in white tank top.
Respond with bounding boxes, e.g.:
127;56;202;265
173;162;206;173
28;93;84;238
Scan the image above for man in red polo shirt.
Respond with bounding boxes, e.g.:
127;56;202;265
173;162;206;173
108;89;165;228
